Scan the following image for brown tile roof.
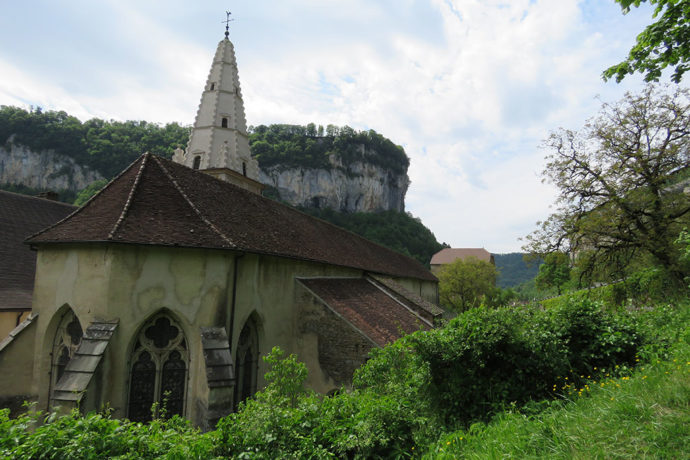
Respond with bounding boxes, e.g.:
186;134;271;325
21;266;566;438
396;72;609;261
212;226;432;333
0;190;76;310
27;154;436;282
299;277;432;347
430;248;493;265
367;274;444;321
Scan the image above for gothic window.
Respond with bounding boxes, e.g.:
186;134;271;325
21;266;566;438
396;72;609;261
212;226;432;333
234;317;259;406
51;310;83;389
127;314;188;423
221;117;228;128
242;162;247;177
210;82;215;91
193;155;201;170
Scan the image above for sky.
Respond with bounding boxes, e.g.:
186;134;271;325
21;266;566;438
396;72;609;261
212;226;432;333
0;0;660;253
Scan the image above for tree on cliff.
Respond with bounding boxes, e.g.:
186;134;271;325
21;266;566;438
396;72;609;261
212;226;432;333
523;85;690;283
604;0;690;83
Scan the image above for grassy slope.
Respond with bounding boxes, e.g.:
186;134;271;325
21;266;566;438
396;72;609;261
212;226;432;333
426;325;690;459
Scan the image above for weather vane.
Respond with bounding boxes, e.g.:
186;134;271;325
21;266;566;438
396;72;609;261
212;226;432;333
222;11;234;38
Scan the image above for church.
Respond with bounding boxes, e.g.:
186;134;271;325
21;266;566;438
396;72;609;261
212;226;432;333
0;27;440;428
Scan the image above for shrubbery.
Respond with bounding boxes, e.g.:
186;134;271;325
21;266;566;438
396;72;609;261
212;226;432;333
3;297;686;458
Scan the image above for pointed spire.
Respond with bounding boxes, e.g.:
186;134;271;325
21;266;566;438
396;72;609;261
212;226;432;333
175;18;263;194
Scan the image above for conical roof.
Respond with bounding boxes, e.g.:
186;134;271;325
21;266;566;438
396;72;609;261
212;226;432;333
28;154;436;282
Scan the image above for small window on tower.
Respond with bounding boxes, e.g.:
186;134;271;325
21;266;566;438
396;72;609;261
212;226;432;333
193;156;201;170
242;162;247;176
210;82;215;91
221;117;228;128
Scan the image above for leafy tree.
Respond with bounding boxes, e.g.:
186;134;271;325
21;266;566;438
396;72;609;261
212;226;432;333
535;252;571;295
524;85;690;283
604;0;690;83
73;179;108;206
438;257;498;312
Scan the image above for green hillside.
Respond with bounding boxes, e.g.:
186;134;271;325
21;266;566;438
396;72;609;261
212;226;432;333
493;252;542;288
300;208;447;267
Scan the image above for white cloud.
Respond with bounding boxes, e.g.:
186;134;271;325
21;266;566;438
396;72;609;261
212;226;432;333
0;0;657;252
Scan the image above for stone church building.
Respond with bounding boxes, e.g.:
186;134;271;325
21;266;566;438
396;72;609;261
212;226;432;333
0;31;440;428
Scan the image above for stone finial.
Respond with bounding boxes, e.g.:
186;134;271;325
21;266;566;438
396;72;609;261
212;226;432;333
172;147;185;163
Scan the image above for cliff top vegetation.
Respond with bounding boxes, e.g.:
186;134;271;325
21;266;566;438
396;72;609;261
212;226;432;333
249;123;410;174
0;106;190;178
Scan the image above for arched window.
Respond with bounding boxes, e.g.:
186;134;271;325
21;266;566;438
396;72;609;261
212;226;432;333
127;314;188;422
221;117;228;128
242;162;247;177
234;316;259;406
210;82;215;91
51;310;83;388
193;155;201;170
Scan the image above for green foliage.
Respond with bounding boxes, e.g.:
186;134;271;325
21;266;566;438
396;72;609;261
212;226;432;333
426;333;690;459
604;0;690;83
493;252;542;288
73;179;108;206
4;297;686;459
0;407;216;459
523;85;690;284
535;252;571;295
301;208;447;266
0;105;191;179
438;257;499;312
248;123;410;175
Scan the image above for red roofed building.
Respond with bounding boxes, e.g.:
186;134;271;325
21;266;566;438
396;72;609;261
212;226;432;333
430;248;495;274
0;31;440;427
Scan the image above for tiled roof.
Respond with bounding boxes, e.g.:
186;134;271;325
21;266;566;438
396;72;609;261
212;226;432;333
430;247;493;265
367;274;444;320
0;191;76;311
27;154;437;282
299;277;432;347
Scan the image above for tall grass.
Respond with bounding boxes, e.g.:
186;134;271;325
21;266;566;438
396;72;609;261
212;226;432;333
425;338;690;459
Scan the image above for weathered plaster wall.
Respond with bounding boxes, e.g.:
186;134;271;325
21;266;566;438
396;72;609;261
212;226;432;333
24;243;437;424
0;318;37;413
0;311;30;340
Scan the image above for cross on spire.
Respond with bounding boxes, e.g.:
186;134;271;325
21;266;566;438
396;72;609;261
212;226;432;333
223;11;234;39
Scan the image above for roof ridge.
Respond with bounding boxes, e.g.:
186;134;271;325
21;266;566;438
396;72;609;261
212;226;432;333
108;153;150;240
25;154;147;243
150;155;235;248
0;189;76;208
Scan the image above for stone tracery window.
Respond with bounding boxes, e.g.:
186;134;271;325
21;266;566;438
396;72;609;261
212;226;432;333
51;309;83;388
234;316;259;406
127;314;188;422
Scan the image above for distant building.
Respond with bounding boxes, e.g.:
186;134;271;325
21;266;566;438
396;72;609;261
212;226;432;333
430;248;495;274
0;191;75;339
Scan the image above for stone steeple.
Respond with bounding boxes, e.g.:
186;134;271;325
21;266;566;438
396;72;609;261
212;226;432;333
173;34;263;194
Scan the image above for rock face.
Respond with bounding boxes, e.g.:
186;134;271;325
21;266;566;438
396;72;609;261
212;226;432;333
259;156;409;213
0;142;104;193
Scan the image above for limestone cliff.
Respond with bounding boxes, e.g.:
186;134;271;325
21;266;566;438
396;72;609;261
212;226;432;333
0;142;104;193
259;154;409;213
